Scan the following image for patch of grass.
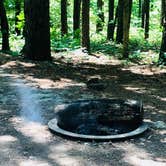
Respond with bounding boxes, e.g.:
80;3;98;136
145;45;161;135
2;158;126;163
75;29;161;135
0;50;19;57
51;33;81;51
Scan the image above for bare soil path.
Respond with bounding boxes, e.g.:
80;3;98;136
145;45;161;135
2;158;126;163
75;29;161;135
0;52;165;166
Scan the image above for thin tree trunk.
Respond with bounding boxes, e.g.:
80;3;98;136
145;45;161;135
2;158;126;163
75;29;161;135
61;0;68;36
161;0;165;26
116;0;123;43
0;0;10;51
82;0;90;52
24;0;51;61
15;0;21;35
73;0;81;38
96;0;104;32
144;0;150;39
123;0;132;58
138;0;142;17
159;0;166;64
107;0;115;40
141;0;145;28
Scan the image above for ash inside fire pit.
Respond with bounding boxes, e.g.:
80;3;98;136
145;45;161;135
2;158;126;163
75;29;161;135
48;99;148;140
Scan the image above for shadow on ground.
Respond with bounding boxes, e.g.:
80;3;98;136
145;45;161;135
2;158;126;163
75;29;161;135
0;52;165;166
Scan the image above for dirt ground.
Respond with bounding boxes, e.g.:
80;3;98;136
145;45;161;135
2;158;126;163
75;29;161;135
0;50;165;166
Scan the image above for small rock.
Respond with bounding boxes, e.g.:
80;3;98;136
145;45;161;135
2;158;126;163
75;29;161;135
86;77;105;91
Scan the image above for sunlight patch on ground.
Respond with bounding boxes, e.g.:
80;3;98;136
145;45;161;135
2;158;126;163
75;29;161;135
19;159;51;166
152;96;166;102
49;143;83;166
158;130;166;135
23;76;85;89
128;65;166;76
127;156;166;166
0;135;17;143
124;86;147;94
26;77;57;89
18;62;36;67
1;61;17;68
53;48;117;65
9;117;52;144
118;143;166;166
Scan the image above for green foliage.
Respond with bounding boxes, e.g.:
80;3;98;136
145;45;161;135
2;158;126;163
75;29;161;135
9;34;24;54
0;0;163;64
16;11;24;31
51;34;80;50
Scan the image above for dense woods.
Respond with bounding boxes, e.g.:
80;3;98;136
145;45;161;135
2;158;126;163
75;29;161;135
0;0;165;64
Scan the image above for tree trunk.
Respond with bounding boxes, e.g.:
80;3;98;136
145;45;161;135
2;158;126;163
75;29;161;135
96;0;104;32
161;0;165;26
24;0;51;61
141;0;145;28
144;0;150;39
107;0;115;40
61;0;68;36
123;0;132;58
159;0;166;64
138;0;142;17
82;0;90;52
73;0;81;38
15;0;21;35
116;0;123;43
0;0;10;51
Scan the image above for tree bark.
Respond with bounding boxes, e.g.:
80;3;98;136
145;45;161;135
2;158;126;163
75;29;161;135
144;0;150;39
0;0;10;51
123;0;132;58
138;0;142;17
107;0;115;40
159;0;166;64
73;0;81;38
96;0;104;32
24;0;51;61
161;0;165;26
141;0;145;28
116;0;123;43
61;0;68;36
15;0;21;35
82;0;90;52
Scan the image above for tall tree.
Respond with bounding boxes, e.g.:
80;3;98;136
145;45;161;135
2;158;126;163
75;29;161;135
82;0;90;52
144;0;150;39
141;0;145;28
0;0;10;51
161;0;165;26
138;0;142;17
159;0;166;64
96;0;104;32
116;0;123;43
61;0;68;36
107;0;115;40
23;0;51;61
141;0;149;39
123;0;132;57
73;0;81;38
15;0;21;35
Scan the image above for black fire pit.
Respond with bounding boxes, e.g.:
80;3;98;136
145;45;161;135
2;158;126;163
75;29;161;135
48;99;148;140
